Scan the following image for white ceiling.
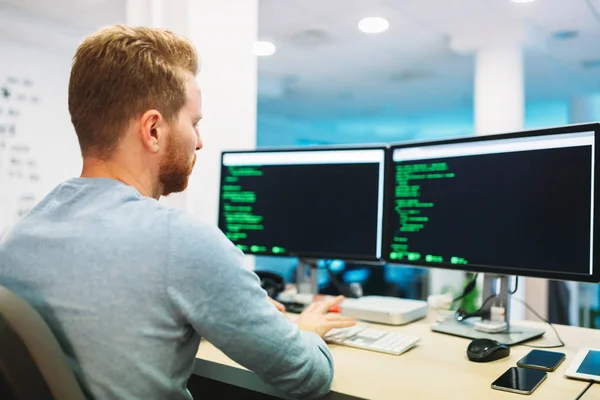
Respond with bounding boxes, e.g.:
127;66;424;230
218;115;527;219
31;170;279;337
1;0;599;122
257;0;600;120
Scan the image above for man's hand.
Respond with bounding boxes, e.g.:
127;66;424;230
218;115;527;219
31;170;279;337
268;297;286;313
295;295;356;337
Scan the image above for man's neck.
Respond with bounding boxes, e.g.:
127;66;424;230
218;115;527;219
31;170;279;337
80;158;162;199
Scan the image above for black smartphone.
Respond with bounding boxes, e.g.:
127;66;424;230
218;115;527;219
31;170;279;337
491;367;547;395
517;349;566;372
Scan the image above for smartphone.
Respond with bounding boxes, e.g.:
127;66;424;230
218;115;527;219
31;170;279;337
491;367;547;395
517;349;566;372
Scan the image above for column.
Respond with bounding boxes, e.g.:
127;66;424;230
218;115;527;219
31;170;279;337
477;44;531;321
474;45;524;135
434;44;525;317
451;23;546;321
186;0;258;224
125;0;154;27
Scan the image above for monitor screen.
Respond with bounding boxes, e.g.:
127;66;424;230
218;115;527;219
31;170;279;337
218;147;386;260
385;123;599;282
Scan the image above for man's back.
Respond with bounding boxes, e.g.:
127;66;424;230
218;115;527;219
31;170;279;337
0;178;335;399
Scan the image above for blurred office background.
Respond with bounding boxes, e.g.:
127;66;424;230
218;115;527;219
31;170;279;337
0;0;598;328
254;0;600;328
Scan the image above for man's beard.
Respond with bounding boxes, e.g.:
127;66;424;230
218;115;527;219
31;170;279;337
159;134;196;196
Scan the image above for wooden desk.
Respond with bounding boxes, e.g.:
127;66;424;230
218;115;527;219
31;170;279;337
588;382;600;398
194;312;599;399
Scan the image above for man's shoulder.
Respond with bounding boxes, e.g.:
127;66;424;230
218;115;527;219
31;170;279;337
165;207;219;236
165;208;237;258
164;209;246;283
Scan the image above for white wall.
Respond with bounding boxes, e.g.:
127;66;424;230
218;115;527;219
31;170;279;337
0;2;260;245
185;0;258;225
0;37;81;236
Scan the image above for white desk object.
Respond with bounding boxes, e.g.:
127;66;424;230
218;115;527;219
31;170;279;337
565;348;600;382
339;296;428;325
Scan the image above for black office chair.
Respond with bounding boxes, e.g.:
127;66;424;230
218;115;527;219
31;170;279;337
0;285;86;400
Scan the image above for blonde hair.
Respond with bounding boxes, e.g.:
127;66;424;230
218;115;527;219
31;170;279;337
68;24;199;158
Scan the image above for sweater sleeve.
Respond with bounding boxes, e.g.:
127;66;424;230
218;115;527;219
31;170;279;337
166;211;334;399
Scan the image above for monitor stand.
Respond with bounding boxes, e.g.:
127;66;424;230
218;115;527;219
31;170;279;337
430;274;546;345
295;258;319;295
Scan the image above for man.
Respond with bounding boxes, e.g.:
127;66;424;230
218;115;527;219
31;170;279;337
0;25;355;399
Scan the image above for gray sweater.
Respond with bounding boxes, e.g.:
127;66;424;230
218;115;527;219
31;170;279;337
0;178;333;399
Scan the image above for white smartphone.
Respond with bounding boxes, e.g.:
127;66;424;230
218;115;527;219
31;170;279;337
564;348;600;382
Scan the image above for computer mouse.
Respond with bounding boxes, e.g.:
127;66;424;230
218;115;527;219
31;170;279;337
466;338;510;362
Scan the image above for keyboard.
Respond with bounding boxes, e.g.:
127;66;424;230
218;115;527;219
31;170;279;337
324;326;420;355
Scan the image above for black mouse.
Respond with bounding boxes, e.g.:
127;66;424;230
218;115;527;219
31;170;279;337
466;338;510;362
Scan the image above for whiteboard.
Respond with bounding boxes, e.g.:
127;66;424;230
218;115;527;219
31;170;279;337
0;40;81;237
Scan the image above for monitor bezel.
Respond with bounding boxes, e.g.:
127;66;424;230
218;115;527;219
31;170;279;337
384;122;600;283
217;144;390;262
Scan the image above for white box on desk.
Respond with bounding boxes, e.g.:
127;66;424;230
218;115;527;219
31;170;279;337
340;296;428;326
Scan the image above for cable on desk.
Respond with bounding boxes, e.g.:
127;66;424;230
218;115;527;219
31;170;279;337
574;381;594;400
452;275;515;313
509;276;518;295
452;273;479;305
456;294;496;321
323;260;360;299
511;297;565;349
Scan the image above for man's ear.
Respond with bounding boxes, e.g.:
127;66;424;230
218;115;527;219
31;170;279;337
139;109;163;153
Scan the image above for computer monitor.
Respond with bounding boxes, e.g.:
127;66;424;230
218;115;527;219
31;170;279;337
217;146;387;262
385;123;599;343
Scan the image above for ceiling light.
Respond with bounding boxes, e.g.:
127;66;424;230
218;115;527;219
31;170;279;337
510;0;536;3
253;41;276;56
358;17;389;34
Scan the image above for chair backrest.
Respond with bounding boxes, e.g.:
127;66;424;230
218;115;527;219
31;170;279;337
0;285;86;400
